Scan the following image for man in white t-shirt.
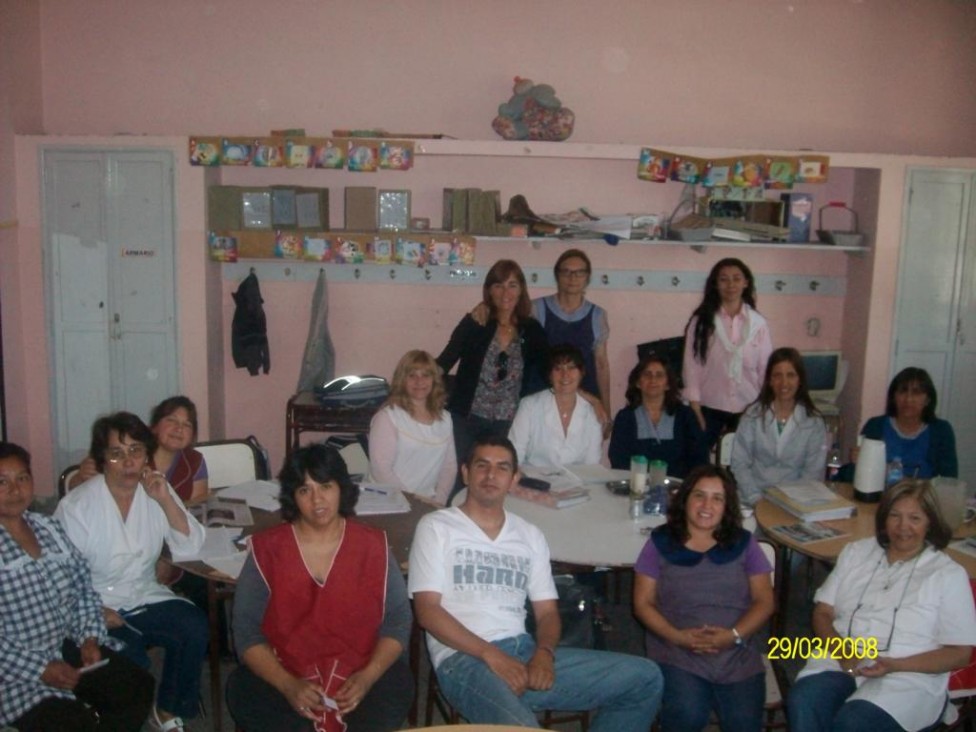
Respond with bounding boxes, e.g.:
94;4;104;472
408;435;663;729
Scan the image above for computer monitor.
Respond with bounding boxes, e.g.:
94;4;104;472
800;350;847;405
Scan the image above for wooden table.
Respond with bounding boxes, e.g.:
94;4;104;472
755;482;976;633
285;391;378;456
174;492;439;732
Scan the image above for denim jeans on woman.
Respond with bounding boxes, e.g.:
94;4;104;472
658;662;765;732
435;633;663;731
787;671;944;732
108;598;209;719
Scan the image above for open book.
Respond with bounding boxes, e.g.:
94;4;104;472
189;495;254;527
771;521;850;545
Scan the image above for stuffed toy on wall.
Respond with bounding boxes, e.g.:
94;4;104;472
492;76;575;142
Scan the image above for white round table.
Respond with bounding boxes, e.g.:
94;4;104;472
456;480;757;568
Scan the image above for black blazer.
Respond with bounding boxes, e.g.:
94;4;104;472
436;314;549;417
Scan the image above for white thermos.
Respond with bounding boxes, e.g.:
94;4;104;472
854;438;886;502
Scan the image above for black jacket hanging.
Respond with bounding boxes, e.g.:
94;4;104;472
232;271;270;375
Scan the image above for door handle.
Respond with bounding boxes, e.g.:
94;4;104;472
112;313;122;340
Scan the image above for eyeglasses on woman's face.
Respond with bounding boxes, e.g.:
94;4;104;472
105;444;148;463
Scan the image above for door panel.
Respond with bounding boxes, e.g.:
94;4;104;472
894;168;975;485
44;149;178;470
894;172;968;393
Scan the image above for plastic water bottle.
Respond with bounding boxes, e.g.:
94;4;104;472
886;456;904;487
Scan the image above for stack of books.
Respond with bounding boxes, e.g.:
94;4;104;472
764;480;856;522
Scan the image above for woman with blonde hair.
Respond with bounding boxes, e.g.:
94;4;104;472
368;350;456;505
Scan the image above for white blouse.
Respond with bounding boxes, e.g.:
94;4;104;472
368;405;456;505
797;538;976;730
508;390;603;468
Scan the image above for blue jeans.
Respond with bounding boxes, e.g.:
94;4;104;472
787;671;943;732
109;598;209;719
659;663;765;732
435;633;662;731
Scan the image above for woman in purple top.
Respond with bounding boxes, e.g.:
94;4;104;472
633;464;774;732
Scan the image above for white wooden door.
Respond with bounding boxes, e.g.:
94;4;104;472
43;149;178;471
894;168;975;485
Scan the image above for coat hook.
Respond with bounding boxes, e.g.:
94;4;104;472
389;269;397;280
636;275;645;287
775;280;786;291
249;266;256;275
601;274;609;285
809;280;820;291
424;269;432;281
530;272;538;284
354;268;361;279
671;276;680;287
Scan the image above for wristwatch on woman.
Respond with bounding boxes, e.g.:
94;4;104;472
731;627;744;646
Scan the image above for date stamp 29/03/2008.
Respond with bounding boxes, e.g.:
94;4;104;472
768;636;878;661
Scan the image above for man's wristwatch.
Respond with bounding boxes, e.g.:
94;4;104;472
731;627;744;646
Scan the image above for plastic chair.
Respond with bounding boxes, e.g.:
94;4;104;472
716;431;736;467
195;436;269;488
58;464;81;497
942;578;976;730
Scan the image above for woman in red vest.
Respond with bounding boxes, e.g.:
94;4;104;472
226;444;413;732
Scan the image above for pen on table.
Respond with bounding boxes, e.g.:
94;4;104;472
364;487;388;495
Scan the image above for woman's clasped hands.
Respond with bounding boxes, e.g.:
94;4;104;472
676;624;737;654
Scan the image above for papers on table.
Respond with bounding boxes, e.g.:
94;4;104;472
217;480;281;512
204;552;249;580
520;465;584;492
565;464;631;485
189;495;254;527
356;484;411;515
172;526;242;561
950;538;976;560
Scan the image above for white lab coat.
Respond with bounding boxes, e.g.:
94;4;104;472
55;475;206;610
731;402;827;506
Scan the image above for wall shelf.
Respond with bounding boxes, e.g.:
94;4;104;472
221;260;845;296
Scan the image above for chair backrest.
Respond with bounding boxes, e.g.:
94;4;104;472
58;464;81;497
636;335;686;388
196;437;269;489
949;578;976;697
339;442;370;477
717;431;736;467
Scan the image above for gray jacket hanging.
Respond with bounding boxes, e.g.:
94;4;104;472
296;268;336;392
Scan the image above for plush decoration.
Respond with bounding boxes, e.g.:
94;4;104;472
492;76;575;142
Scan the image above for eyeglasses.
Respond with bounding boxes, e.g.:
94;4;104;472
105;444;148;463
557;268;589;280
496;351;509;382
846;605;899;654
845;551;922;653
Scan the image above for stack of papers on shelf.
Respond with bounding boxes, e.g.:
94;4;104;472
218;480;281;512
510;466;590;509
765;480;856;522
356;484;411;515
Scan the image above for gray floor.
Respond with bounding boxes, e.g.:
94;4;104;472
188;557;825;731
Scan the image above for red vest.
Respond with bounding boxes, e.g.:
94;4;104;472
252;520;388;731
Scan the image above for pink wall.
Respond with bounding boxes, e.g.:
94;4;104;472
4;1;976;489
35;0;976;157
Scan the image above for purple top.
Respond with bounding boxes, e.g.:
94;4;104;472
635;531;771;683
